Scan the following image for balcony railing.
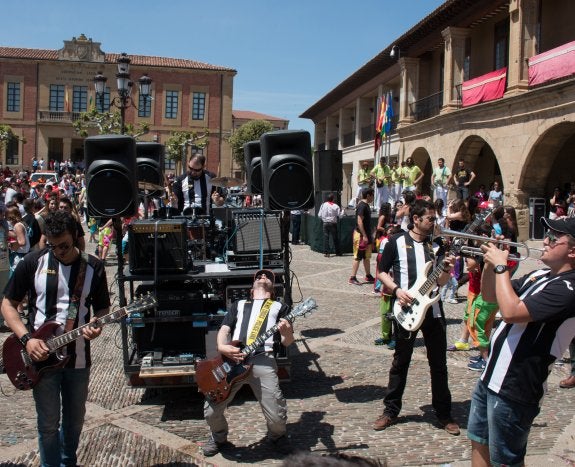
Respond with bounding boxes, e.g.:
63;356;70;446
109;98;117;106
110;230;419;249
38;111;83;122
410;91;443;122
342;131;355;148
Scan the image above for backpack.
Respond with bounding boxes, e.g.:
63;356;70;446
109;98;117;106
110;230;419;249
22;214;41;247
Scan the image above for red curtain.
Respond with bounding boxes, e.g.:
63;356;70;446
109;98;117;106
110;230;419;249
462;68;507;107
529;40;575;86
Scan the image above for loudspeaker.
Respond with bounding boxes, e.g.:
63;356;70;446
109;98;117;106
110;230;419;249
244;140;263;195
136;142;164;197
314;150;343;192
85;135;138;217
128;220;187;274
260;130;314;210
233;212;282;253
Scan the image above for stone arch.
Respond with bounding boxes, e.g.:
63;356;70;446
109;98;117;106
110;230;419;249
518;121;575;202
409;146;432;195
454;135;502;195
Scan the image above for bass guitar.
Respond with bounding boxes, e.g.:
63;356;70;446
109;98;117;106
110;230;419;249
2;294;157;390
393;209;492;331
195;297;317;403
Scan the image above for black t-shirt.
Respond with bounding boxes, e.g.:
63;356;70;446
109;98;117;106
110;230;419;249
455;168;471;186
355;201;372;242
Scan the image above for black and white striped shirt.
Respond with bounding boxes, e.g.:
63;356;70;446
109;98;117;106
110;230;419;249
379;231;444;317
481;268;575;405
222;299;288;353
4;249;110;369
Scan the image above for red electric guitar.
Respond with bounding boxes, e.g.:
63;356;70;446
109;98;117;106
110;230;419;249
2;294;156;390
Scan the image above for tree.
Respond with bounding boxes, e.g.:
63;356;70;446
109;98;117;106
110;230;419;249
0;124;26;148
228;120;274;172
164;130;210;172
72;108;150;137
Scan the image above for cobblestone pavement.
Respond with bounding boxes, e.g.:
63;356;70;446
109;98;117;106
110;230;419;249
1;241;575;466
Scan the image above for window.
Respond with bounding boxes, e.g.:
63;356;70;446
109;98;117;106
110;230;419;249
96;87;110;113
49;84;65;111
72;86;88;112
494;19;509;70
165;90;179;119
6;82;20;112
463;38;471;81
192;92;206;120
6;136;18;165
164;159;175;170
138;92;151;117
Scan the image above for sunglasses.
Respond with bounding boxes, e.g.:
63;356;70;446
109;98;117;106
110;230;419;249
188;167;203;173
422;215;437;222
544;230;571;247
46;240;73;253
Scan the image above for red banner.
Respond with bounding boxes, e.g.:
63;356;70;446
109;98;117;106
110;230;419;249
461;68;507;107
528;40;575;87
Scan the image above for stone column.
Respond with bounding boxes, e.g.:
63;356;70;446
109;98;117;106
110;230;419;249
441;27;470;112
398;57;420;125
507;0;539;95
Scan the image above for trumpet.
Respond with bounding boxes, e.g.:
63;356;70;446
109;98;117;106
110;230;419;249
440;229;545;262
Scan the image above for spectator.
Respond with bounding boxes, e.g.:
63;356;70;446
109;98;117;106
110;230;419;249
487;181;504;207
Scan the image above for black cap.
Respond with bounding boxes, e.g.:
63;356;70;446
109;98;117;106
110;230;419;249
254;269;275;283
541;217;575;237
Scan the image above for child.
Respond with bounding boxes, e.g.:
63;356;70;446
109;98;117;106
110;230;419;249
88;217;97;243
440;262;459;304
374;225;401;349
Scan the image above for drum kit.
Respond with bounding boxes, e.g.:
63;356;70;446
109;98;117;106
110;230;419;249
140;176;245;262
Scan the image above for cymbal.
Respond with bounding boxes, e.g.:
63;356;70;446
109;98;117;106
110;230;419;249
138;181;164;192
210;176;243;188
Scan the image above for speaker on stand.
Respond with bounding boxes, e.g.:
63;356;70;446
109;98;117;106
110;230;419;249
136;142;165;218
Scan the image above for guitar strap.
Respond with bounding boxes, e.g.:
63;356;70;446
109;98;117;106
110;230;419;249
44;252;60;322
65;252;89;332
246;299;273;346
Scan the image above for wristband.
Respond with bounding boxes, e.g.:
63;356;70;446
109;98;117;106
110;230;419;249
392;286;400;298
19;332;32;347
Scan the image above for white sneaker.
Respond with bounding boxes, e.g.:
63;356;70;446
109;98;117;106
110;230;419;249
447;298;458;304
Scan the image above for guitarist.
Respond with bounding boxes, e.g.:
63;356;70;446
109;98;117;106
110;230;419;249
202;269;294;457
1;210;110;467
373;199;460;436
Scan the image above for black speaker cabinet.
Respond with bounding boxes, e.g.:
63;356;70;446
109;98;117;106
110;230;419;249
85;135;138;217
136;142;165;197
233;212;282;253
133;323;207;355
314;149;343;192
244;140;263;195
128;220;187;274
260;130;314;210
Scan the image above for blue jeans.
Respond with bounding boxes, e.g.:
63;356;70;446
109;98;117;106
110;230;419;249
467;379;540;467
33;367;90;467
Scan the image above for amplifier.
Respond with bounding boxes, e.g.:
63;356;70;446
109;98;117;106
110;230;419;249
128;220;187;274
226;251;284;270
233;211;282;253
135;284;204;316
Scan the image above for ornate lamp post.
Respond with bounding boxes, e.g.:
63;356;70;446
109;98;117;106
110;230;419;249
93;53;152;134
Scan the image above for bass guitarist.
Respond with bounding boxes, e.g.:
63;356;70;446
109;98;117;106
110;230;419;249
202;269;294;457
1;210;110;467
373;199;460;436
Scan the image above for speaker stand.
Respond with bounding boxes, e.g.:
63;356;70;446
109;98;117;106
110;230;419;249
281;210;292;307
114;217;127;307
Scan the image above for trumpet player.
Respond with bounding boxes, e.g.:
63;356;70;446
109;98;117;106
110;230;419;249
468;216;575;467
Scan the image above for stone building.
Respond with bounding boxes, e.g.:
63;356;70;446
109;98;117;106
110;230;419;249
0;34;236;176
301;0;575;239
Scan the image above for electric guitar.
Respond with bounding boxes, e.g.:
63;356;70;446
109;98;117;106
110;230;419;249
393;209;492;331
195;297;317;403
2;294;157;390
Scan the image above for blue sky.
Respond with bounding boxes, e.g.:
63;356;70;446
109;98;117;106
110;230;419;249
1;0;444;137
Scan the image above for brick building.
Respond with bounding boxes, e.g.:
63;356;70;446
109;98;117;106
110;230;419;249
0;34;236;176
301;0;575;240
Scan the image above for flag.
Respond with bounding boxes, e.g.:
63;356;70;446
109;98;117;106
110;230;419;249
373;96;387;154
382;92;394;138
64;89;70;112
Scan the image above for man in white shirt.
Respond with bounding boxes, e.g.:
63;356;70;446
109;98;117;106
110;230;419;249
318;193;342;257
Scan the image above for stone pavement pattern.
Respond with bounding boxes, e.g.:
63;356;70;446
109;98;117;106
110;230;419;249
1;243;575;466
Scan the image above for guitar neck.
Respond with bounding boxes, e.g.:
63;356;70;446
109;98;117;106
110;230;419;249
46;307;129;353
241;311;296;358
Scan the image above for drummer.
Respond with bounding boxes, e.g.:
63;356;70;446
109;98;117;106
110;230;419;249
173;153;225;216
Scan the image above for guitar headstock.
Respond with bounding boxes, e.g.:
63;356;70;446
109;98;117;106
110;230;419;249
126;293;157;314
289;297;317;320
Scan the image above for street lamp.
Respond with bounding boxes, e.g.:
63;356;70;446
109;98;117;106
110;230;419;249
93;52;152;135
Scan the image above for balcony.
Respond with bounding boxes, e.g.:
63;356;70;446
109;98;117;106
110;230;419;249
342;131;356;148
38;111;83;123
410;91;443;122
